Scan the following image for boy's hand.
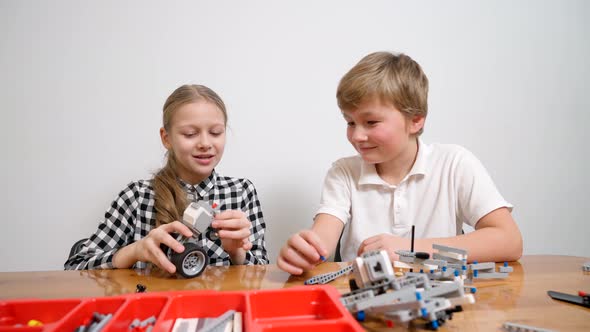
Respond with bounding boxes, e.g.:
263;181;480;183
277;230;328;275
357;233;409;263
131;221;193;273
212;210;252;264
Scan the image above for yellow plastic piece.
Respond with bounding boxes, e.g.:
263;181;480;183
27;319;43;326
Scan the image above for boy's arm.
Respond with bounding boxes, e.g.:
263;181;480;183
358;207;522;263
412;207;522;262
311;214;345;258
447;148;522;262
277;214;344;275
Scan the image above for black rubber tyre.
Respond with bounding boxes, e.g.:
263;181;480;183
171;243;208;278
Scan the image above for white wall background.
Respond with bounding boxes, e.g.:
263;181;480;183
1;0;588;272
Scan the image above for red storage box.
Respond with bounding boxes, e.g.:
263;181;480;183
0;285;362;332
0;299;81;331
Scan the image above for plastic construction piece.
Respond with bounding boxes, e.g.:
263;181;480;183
499;262;514;273
502;321;556;332
352;251;396;289
80;312;112;332
232;312;242;332
304;265;353;285
163;201;220;278
396;250;430;260
172;311;237;332
583;261;590;272
410;225;415;252
171;318;199;332
0;286;363;332
349;240;513;329
397;243;513;284
130;315;156;331
466;261;511;283
431;244;467;256
72;312;113;332
183;202;219;238
341;241;519;329
547;290;590;308
136;284;147;293
199;309;236;332
340;250;473;330
397;243;472;281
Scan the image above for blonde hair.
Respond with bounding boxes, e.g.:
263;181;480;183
153;84;227;226
337;52;429;135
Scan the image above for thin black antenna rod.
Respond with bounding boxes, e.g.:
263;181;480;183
410;225;415;252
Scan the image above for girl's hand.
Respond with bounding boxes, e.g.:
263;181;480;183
357;233;409;263
212;210;252;264
129;221;193;273
277;230;328;275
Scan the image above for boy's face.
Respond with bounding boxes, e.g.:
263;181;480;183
342;98;424;165
160;101;226;185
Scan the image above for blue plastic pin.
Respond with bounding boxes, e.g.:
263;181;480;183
357;310;365;321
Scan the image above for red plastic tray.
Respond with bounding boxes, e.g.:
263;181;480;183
0;285;363;331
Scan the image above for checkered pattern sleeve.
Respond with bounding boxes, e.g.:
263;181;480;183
64;182;143;270
240;179;268;265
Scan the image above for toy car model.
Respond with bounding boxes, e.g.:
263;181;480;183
162;201;218;278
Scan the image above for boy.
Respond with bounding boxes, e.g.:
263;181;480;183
278;52;522;275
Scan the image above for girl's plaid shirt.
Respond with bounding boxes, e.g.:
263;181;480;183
64;170;268;270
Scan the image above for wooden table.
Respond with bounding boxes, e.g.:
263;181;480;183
1;255;589;331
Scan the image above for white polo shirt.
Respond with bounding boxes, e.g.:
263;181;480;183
316;139;513;262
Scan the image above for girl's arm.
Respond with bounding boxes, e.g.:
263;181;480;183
64;183;138;270
238;179;268;265
64;181;193;272
112;220;194;273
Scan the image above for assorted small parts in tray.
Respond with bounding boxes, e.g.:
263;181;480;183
0;285;363;332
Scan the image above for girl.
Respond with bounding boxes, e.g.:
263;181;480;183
65;85;268;273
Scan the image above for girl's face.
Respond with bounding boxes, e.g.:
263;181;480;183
160;101;226;185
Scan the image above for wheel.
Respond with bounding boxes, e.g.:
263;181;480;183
171;243;208;278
